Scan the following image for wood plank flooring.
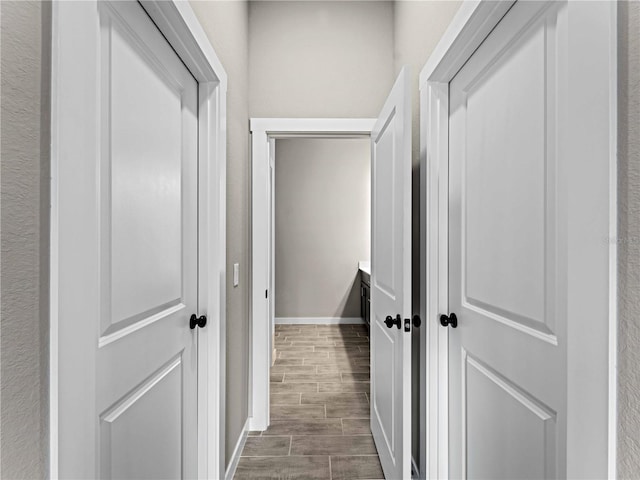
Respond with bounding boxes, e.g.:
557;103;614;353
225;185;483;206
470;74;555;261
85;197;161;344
234;324;384;480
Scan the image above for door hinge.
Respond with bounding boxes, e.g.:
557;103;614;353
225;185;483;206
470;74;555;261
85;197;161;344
265;289;268;299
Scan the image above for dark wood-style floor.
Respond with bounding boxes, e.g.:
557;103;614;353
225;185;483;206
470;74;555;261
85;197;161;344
234;324;384;479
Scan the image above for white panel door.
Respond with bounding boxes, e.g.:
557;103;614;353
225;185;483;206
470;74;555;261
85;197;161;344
448;2;567;478
370;66;412;479
95;2;198;477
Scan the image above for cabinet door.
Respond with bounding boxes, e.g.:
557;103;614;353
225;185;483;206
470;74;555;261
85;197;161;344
365;288;371;326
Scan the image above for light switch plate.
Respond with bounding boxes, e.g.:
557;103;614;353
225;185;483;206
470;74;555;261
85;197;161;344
233;263;239;287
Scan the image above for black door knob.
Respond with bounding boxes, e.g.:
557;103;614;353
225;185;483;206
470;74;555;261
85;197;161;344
190;314;207;329
439;313;457;328
384;314;402;329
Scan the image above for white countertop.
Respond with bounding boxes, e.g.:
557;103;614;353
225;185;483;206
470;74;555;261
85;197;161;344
358;261;370;275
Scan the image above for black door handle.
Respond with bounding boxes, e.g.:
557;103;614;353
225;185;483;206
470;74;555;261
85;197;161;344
403;315;422;332
439;313;457;328
190;314;207;329
384;314;402;329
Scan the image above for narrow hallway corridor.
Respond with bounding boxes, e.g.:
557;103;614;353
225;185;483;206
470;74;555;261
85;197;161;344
234;324;384;479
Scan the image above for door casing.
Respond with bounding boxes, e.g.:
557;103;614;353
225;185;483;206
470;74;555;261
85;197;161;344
419;1;618;479
49;1;228;478
249;118;376;431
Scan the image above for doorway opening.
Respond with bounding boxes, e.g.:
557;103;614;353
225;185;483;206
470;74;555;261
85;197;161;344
253;136;379;475
273;137;371;328
249;119;376;430
246;119;383;477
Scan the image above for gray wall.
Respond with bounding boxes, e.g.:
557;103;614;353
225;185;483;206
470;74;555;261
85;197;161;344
0;1;50;478
274;138;370;319
249;0;395;118
190;1;251;468
618;1;640;477
393;0;461;312
393;1;461;469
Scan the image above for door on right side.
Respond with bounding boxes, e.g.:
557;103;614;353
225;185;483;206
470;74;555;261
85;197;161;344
448;1;599;478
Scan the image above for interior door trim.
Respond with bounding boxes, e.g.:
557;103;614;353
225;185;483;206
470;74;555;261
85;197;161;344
419;1;618;479
50;1;228;478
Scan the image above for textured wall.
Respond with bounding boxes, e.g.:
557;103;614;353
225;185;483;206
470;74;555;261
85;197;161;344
618;1;640;477
0;1;50;478
274;138;370;319
249;0;395;118
393;1;461;470
189;1;251;468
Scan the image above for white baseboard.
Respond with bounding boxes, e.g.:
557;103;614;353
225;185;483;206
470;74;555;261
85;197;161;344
248;416;267;432
225;417;249;480
275;317;364;325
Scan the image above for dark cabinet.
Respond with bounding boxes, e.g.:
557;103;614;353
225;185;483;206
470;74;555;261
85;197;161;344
360;279;370;333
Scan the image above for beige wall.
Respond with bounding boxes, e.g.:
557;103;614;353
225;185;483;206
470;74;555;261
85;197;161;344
618;1;640;477
249;1;395;118
0;1;50;478
190;1;251;468
274;138;370;319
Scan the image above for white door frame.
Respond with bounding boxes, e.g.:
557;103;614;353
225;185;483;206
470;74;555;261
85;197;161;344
419;1;618;479
249;118;376;430
49;1;227;478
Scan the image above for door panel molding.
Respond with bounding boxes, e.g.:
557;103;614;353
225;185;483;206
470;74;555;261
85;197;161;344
100;353;183;424
462;349;558;480
464;351;557;422
457;1;561;349
420;1;617;479
99;302;186;348
372;320;396;458
50;1;227;478
99;354;183;479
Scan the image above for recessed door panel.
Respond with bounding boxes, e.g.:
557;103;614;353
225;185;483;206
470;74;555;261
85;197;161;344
449;3;566;479
372;319;395;456
110;21;184;327
463;20;549;335
99;3;196;344
100;356;183;480
372;114;396;299
465;353;556;480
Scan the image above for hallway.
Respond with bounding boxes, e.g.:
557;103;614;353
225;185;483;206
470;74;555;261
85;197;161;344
234;324;384;479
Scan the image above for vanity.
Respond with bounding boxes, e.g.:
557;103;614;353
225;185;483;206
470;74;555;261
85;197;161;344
359;261;371;333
